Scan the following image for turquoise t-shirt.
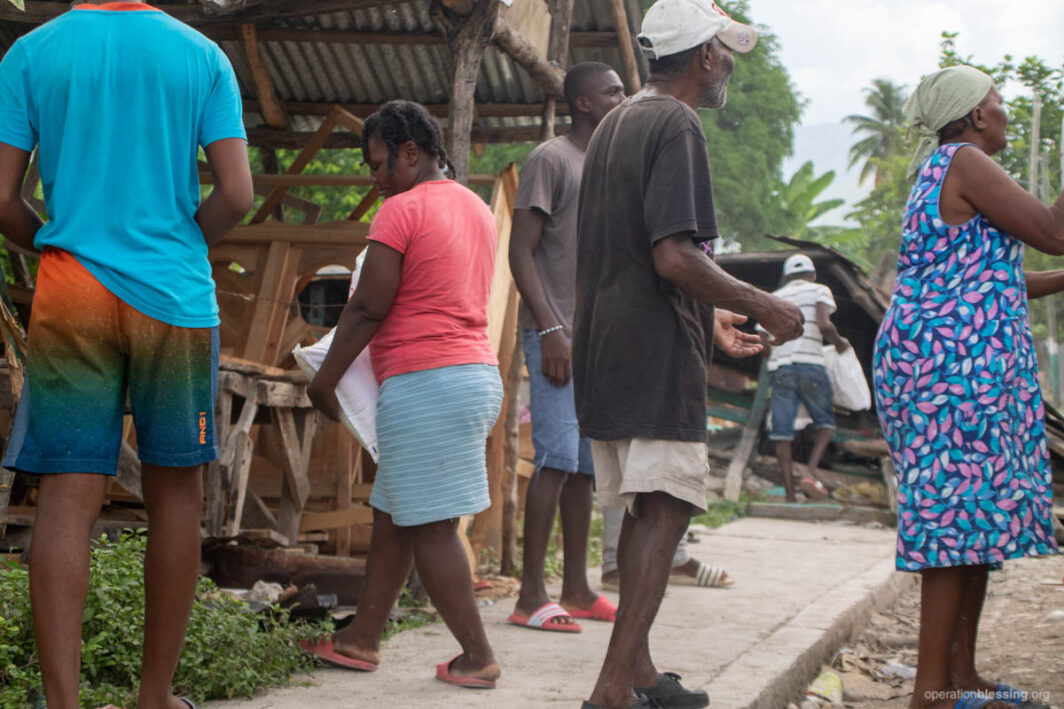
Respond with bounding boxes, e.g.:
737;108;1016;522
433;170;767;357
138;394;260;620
0;3;246;327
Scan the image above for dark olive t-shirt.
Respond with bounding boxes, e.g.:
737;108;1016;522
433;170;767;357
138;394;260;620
572;94;717;442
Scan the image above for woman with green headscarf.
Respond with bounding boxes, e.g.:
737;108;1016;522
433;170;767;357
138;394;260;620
874;64;1062;709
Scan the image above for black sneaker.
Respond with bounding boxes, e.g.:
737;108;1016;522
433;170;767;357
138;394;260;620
635;672;709;709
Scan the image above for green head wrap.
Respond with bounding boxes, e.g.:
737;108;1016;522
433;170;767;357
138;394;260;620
904;65;994;180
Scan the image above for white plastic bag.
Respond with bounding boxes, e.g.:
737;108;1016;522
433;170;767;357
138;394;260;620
293;251;380;461
822;345;871;412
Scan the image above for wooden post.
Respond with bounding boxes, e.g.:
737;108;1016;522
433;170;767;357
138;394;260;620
724;360;770;502
608;0;642;93
539;0;575;142
242;240;302;365
332;424;357;556
240;23;290;130
493;16;566;100
499;341;524;576
0;469;13;537
440;0;501;184
260;148;285;222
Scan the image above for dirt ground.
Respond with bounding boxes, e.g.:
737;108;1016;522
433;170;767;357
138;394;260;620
800;555;1064;708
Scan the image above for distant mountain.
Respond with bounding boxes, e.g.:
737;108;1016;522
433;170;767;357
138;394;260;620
782;122;872;227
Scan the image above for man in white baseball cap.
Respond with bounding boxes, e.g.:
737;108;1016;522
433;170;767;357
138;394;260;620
572;0;803;707
637;0;758;59
763;253;850;503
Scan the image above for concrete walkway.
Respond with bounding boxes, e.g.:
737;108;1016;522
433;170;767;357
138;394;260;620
204;517;906;709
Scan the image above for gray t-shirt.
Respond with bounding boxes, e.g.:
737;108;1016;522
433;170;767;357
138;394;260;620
573;94;718;442
514;135;586;335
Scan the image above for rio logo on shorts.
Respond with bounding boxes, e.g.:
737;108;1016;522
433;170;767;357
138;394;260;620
198;412;207;445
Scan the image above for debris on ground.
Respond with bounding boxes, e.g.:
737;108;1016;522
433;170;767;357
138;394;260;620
832;556;1064;708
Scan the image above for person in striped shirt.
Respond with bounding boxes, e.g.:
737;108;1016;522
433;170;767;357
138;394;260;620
764;254;850;502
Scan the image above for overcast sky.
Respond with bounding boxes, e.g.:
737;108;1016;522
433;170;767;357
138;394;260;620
748;0;1064;126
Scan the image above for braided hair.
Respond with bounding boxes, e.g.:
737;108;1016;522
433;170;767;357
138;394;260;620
362;100;452;176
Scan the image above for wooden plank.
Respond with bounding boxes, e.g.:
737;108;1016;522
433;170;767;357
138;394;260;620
0;468;14;533
724;361;771;502
222;394;260;536
203;25;617;50
207;172;375;187
333;429;358;556
484;165;520;352
242;489;278;530
242;241;301;364
250;107;342;224
254;379;312;408
608;0;642;93
500;0;551;57
220;354;289;378
492;15;565;99
241;98;571;120
471;165;521;561
246;124;567;149
347;187;380;222
275;408;319;542
274;408;313;505
0;1;402;25
115;441;143;502
499;340;524;575
537;0;575;141
300;505;374;532
221;220;370;246
240;23;290;130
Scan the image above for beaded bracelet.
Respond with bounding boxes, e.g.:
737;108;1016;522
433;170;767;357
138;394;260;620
537;325;564;337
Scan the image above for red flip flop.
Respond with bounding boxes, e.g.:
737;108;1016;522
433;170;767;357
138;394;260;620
435;655;496;689
300;637;378;671
566;596;617;623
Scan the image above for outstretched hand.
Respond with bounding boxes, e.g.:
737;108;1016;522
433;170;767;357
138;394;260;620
713;309;763;358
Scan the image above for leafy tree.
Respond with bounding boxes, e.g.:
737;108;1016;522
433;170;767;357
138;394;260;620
700;1;804;249
844;79;908;186
845;147;913;272
766;160;844;238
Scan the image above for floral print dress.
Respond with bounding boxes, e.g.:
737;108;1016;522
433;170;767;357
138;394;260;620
873;143;1059;572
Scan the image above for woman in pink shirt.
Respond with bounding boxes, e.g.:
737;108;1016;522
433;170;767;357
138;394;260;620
306;101;502;690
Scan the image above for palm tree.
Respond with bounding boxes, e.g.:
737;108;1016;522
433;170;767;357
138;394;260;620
771;161;845;238
845;79;909;187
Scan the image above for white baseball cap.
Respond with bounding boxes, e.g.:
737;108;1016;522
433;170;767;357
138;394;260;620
638;0;758;60
783;254;815;276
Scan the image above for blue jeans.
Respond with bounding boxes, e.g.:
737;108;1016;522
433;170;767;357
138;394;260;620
521;329;593;475
768;363;836;441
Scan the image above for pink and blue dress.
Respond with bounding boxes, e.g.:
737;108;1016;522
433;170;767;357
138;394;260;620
873;143;1059;572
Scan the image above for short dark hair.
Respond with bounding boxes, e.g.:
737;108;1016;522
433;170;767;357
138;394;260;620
563;61;618;114
645;43;701;78
362;100;450;174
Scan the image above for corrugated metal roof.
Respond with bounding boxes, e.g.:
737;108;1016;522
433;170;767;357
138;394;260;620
1;0;646;142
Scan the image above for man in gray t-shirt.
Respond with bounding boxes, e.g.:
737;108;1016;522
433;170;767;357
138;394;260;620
507;63;625;633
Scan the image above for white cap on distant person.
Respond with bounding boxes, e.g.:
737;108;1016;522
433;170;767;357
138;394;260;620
638;0;758;60
783;254;815;276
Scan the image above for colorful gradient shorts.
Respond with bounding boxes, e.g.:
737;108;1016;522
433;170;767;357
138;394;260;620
3;248;219;474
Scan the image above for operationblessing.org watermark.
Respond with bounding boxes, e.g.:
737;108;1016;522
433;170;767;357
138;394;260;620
924;689;1052;703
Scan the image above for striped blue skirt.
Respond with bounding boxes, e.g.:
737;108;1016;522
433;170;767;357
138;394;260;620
369;363;503;527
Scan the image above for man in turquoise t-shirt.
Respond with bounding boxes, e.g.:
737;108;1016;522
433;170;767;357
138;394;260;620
0;3;253;707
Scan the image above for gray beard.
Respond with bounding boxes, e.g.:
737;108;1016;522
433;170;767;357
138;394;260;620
699;81;728;110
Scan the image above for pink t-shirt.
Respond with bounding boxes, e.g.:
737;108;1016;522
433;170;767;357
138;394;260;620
368;179;499;383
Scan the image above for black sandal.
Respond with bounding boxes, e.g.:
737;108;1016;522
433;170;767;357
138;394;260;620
635;672;709;709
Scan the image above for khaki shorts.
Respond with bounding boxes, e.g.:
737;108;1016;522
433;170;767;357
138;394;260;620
591;438;709;515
